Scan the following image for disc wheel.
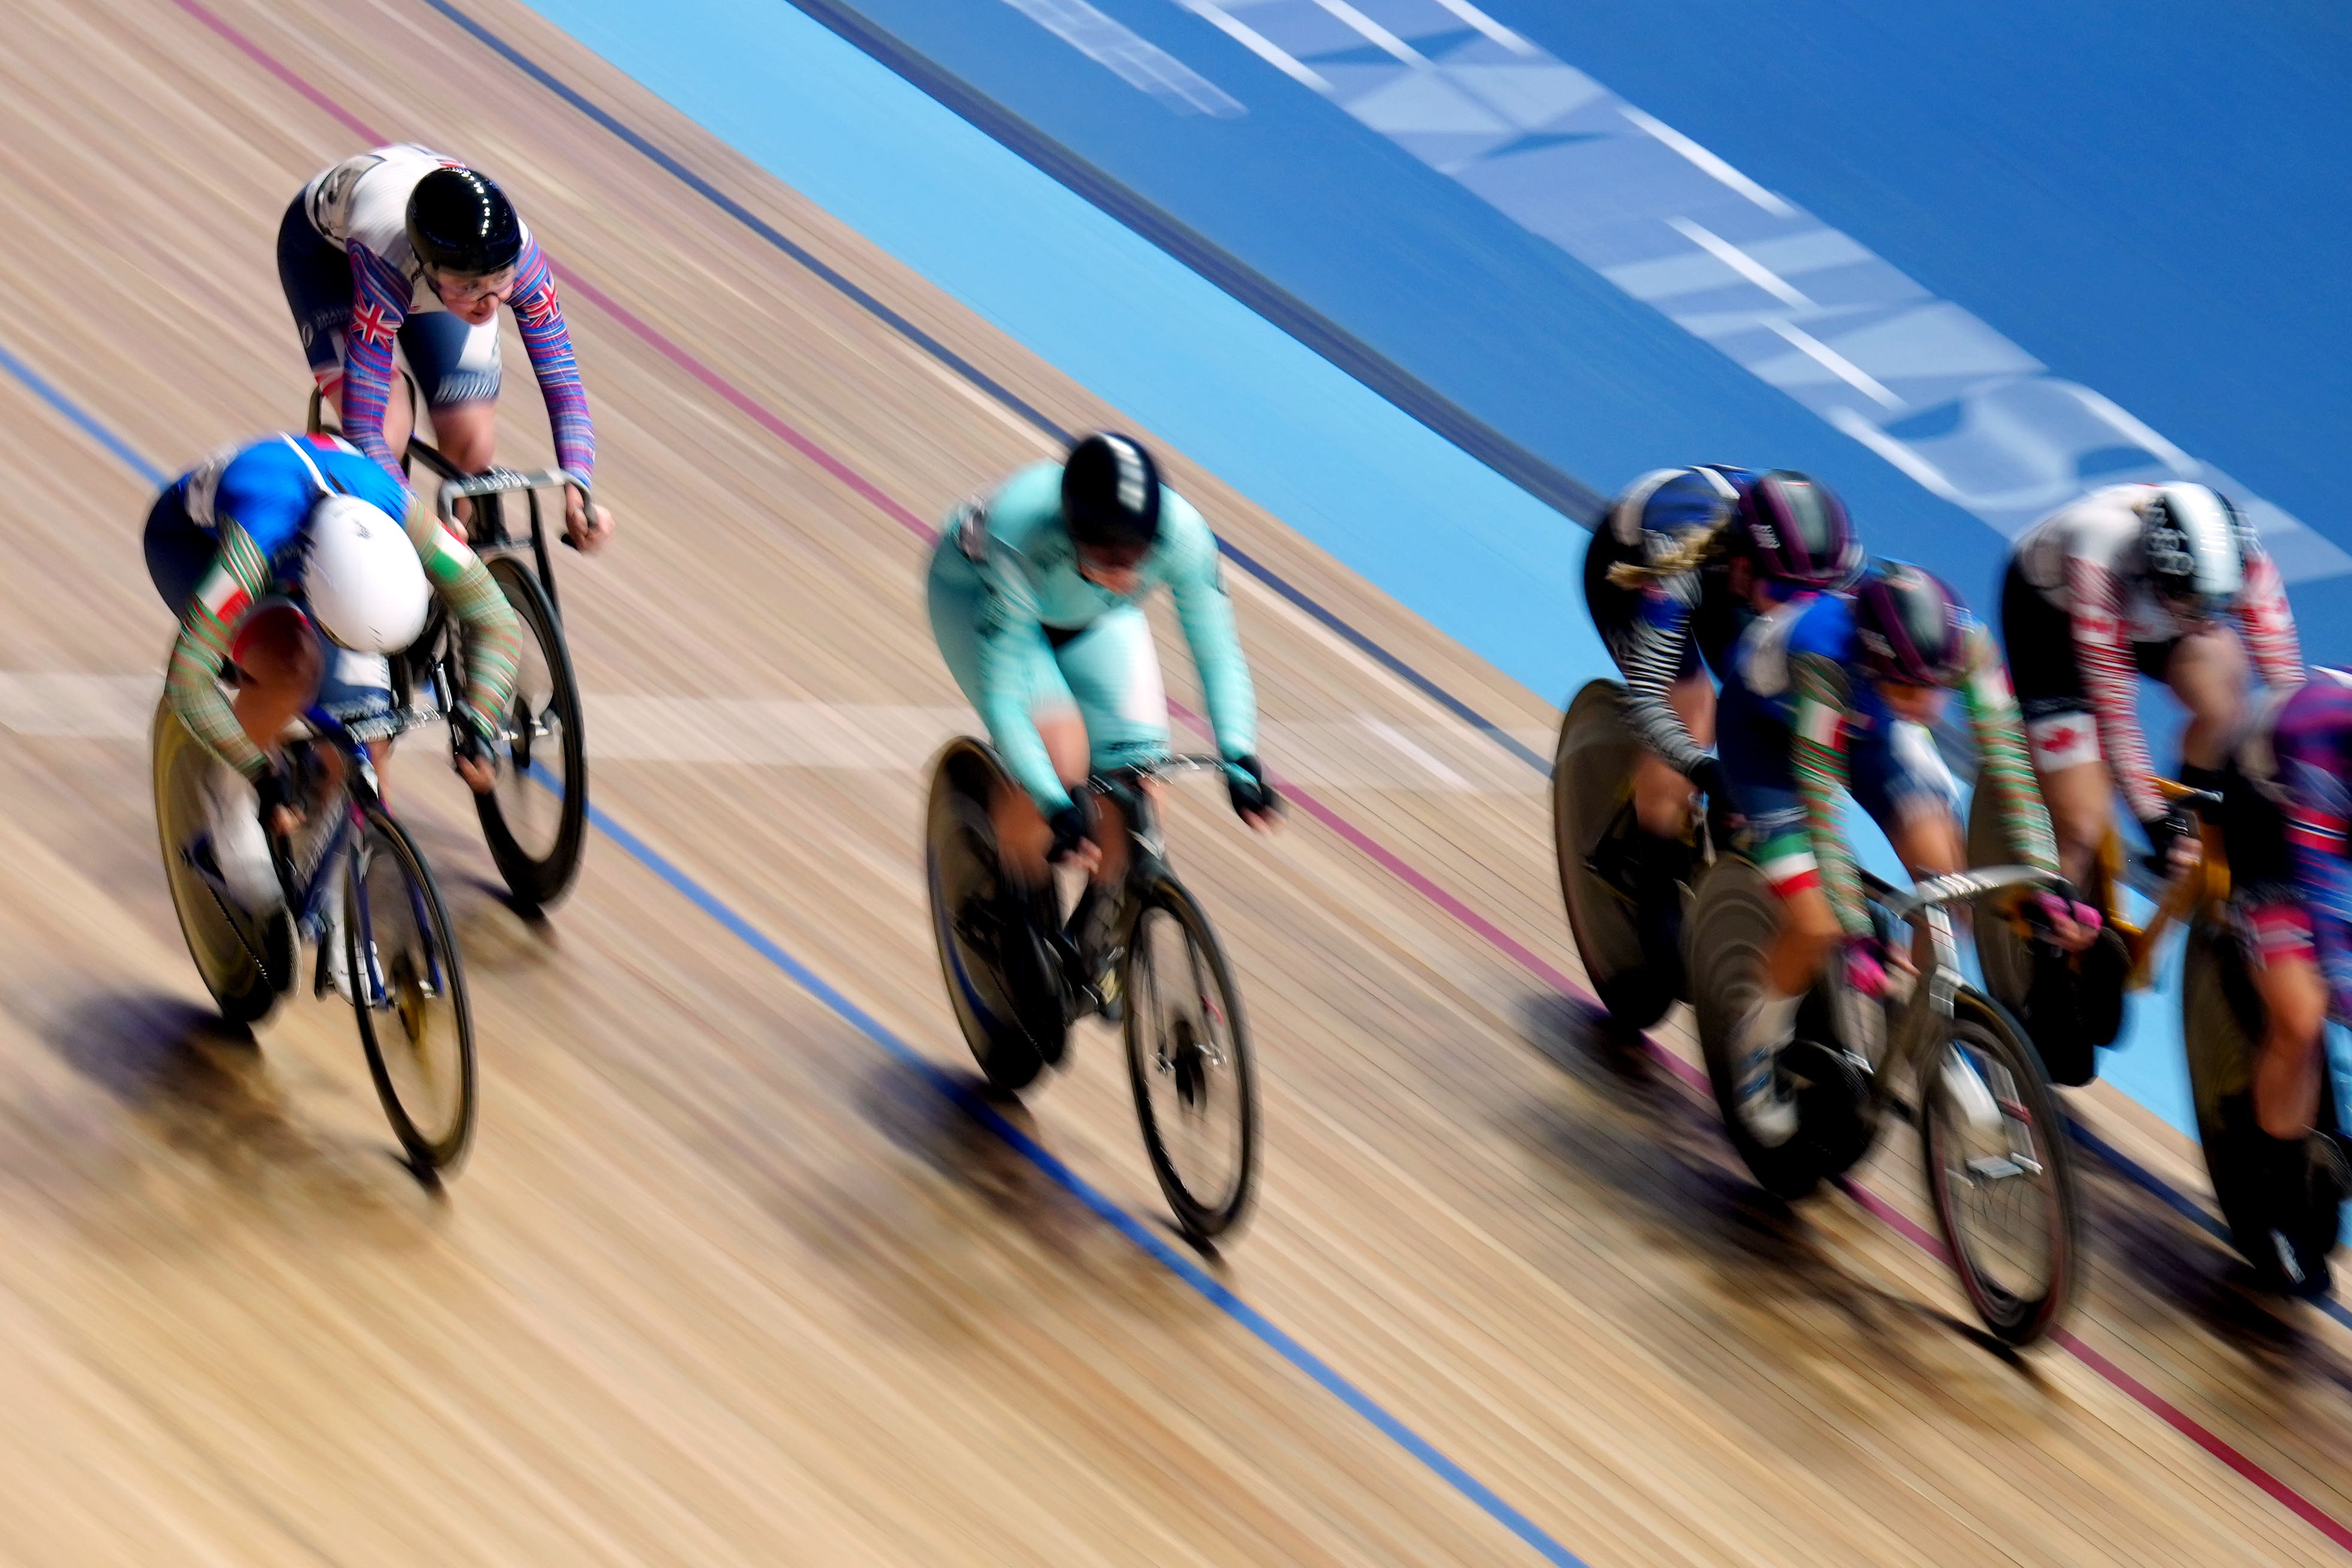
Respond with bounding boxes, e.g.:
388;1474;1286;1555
1922;989;2082;1345
1554;679;1677;1028
472;556;588;910
1123;872;1258;1239
923;739;1059;1092
1686;857;1837;1198
2182;927;2344;1276
151;700;294;1023
348;808;477;1171
1965;783;2035;1015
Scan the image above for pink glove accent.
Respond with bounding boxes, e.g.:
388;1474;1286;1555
1843;939;1889;1001
2028;890;2103;936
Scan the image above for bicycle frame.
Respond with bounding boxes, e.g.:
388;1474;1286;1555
1086;754;1231;907
1868;865;2059;1116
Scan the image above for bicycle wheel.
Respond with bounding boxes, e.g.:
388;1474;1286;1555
472;555;588;910
2181;927;2344;1279
1922;988;2082;1345
347;806;477;1170
1553;679;1677;1028
923;739;1058;1091
1123;871;1258;1239
150;700;294;1023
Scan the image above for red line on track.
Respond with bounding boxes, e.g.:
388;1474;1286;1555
165;0;2352;1548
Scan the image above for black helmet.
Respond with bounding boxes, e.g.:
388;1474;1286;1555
1060;433;1161;553
1732;470;1859;590
406;166;523;276
1852;560;1970;689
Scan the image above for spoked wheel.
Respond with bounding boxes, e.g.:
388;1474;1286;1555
472;556;588;910
151;700;295;1023
2182;927;2344;1286
1922;989;2081;1345
1553;679;1677;1028
1123;872;1258;1240
923;738;1061;1092
1684;857;1867;1199
347;807;477;1171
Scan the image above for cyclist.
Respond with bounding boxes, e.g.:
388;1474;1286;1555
144;432;522;939
928;433;1279;951
2001;482;2298;889
1716;561;2096;1143
2216;670;2352;1293
1583;467;1859;940
279;144;614;551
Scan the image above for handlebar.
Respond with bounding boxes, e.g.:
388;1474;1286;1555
434;466;591;527
1863;865;2059;923
1085;754;1230;792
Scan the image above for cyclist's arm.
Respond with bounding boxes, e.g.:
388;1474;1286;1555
506;236;596;480
1164;520;1257;765
1620;579;1710;778
1789;649;1872;938
404;504;522;737
2064;551;2165;823
164;523;274;780
968;565;1072;815
1958;623;2062;876
2236;545;2303;691
340;244;413;479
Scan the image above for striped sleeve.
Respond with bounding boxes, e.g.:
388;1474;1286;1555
2064;551;2163;823
342;244;414;479
1619;576;1710;778
508;237;596;478
164;522;273;780
405;503;521;734
2274;708;2352;1016
1960;623;2060;876
1790;650;1871;938
2236;546;2303;692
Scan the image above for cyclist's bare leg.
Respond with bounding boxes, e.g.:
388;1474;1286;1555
2249;949;2327;1139
425;400;498;472
1633;672;1716;837
992;708;1101;884
1764;882;1841;997
2166;623;2252;771
323;377;416;461
2037;757;2114;890
231;608;324;757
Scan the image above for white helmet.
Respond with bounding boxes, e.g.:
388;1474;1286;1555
2141;483;2249;617
303;494;430;652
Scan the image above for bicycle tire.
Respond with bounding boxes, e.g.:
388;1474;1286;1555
1122;871;1258;1239
2181;926;2345;1277
472;556;588;910
923;739;1053;1092
1684;856;1834;1199
1553;679;1677;1028
1922;988;2082;1345
150;700;294;1023
348;806;478;1171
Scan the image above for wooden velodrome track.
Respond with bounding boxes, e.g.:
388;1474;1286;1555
0;0;2348;1560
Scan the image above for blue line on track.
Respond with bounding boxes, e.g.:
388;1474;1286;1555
0;336;1593;1567
0;340;167;486
411;0;1554;776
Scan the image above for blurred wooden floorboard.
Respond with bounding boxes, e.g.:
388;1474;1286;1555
0;0;2344;1562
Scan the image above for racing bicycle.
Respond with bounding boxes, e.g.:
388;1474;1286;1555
1687;854;2084;1345
924;739;1260;1240
306;389;589;910
153;696;477;1171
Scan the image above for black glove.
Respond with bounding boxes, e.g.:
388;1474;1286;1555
253;763;294;827
451;705;501;771
2142;805;2196;877
1046;796;1097;865
1691;756;1743;850
1226;754;1280;820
